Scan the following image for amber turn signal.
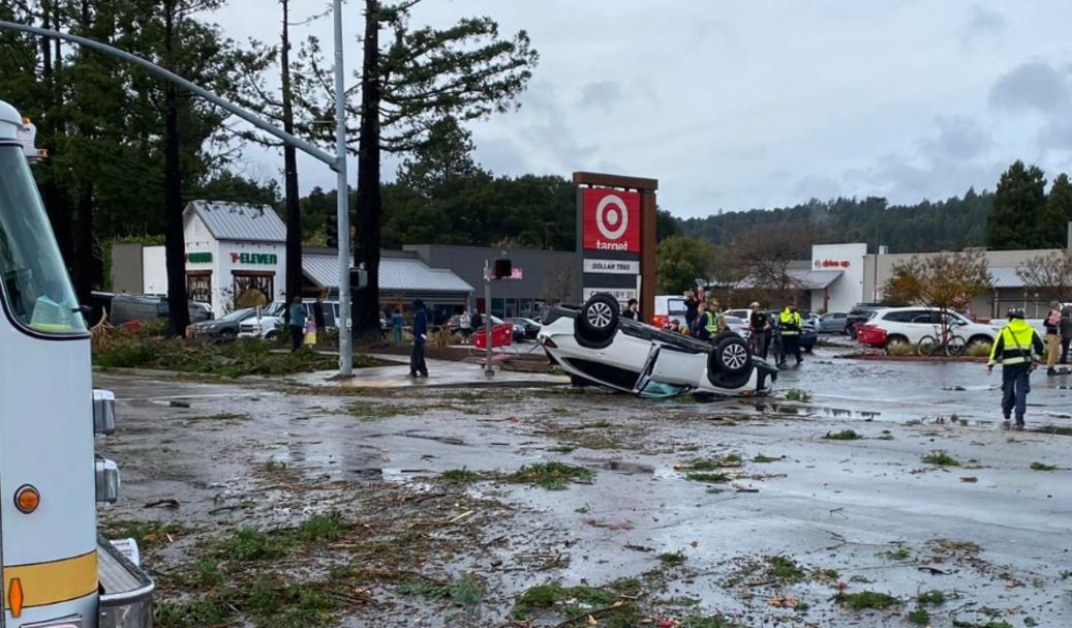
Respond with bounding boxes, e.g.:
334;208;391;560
14;485;40;514
8;577;22;617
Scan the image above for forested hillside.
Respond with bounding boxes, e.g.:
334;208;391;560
678;189;994;254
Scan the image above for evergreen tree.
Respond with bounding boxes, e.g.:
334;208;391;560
1041;173;1072;247
988;160;1047;250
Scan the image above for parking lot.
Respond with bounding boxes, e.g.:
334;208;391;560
99;344;1072;626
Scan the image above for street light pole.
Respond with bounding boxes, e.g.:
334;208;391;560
333;0;353;377
484;260;494;375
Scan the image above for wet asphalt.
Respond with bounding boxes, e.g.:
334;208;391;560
95;339;1072;627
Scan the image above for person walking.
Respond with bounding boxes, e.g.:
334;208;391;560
1044;302;1061;376
410;299;429;378
288;296;307;352
391;308;405;344
987;306;1044;430
779;304;803;367
623;298;640;321
747;301;770;356
1061;302;1072;364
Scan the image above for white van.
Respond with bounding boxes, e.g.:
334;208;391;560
652;294;687;328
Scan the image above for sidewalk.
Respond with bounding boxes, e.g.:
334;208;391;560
285;354;570;390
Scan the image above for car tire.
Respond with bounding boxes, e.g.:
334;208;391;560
576;293;619;344
265;330;278;340
712;334;752;376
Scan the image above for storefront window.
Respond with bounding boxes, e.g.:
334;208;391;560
519;299;533;318
504;298;517;318
491;298;505;318
187;272;212;303
233;272;274;309
0;146;86;334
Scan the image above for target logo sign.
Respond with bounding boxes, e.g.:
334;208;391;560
582;189;640;252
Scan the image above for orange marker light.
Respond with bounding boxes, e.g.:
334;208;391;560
8;577;23;617
14;485;39;514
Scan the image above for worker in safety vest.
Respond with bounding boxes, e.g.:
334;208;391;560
778;304;804;367
987;306;1044;430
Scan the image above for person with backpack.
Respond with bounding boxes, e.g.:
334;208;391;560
988;307;1045;429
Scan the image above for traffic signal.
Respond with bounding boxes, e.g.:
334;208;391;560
326;220;338;249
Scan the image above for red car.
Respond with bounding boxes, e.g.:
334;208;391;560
855;323;888;348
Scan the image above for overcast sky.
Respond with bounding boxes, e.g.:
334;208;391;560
210;0;1072;219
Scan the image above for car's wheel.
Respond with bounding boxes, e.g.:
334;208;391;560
219;329;236;340
576;293;619;344
712;334;752;376
265;330;278;340
846;324;857;339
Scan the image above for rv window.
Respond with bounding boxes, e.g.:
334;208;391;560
0;146;85;334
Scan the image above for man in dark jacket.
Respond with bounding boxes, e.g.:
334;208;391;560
410;299;429;378
622;298;640;321
1061;303;1072;364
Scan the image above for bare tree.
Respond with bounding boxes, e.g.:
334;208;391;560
1016;252;1072;303
540;259;576;305
884;249;992;334
729;224;810;293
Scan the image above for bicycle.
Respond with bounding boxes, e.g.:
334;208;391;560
918;325;966;356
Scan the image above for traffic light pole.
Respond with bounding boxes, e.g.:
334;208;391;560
0;8;355;377
484;260;493;376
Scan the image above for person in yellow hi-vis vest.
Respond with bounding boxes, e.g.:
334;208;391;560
779;304;804;367
988;307;1045;430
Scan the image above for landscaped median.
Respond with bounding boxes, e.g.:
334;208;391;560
837;340;993;362
92;323;381;378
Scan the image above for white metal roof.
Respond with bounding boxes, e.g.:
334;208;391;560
184;200;286;243
712;269;843;291
988;267;1024;289
303;254;473;294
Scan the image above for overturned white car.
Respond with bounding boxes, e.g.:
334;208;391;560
538;294;778;398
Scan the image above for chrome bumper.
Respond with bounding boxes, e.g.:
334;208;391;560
98;537;153;628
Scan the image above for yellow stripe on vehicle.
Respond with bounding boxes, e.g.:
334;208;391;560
4;551;97;610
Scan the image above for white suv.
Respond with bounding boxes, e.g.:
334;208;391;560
857;306;1001;350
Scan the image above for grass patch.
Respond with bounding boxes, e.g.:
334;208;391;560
678;617;747;628
922;450;960;466
441;468;480;484
752;454;783;463
182;412;249;423
823;429;860;440
916;590;946;605
502;462;594;490
684;472;731;484
658;551;687;567
1030;461;1058;471
397;573;486;608
347;401;409;420
877;546;911;561
785;388;812;402
99;519;189;549
684;454;743;470
765;555;806;583
965;341;993;357
154;597;233;627
512;579;642;621
887;341;918;356
215;511;351;562
929;538;981;555
93;331;377;377
547;445;576;453
907;607;931;625
835;590;901;611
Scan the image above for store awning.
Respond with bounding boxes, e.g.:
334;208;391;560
302;254;474;294
710;269;843;291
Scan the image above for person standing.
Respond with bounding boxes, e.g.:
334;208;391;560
747;301;770;356
684;288;699;329
1044;302;1061;376
410;299;429;378
391;308;405;344
988;307;1044;430
288;296;307;352
779;304;803;367
459;309;472;343
623;298;640;321
692;301;713;341
1061;302;1072;364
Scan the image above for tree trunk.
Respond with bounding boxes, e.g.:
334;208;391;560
354;0;383;341
163;2;189;336
281;0;302;322
75;180;95;304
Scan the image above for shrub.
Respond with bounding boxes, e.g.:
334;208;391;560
886;341;918;356
965;341;993;357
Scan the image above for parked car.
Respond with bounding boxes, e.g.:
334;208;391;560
506;317;541;339
444;314;525;342
653;295;687;329
109;294;213;326
855;306;1002;353
538;294;778;398
238;301;286;338
721;315;750;336
845;303;886;338
817;312;849;334
192;307;256;340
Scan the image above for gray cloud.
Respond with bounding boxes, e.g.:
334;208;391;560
919;115;992;161
962;4;1006;47
577;80;623;111
989;61;1071;114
